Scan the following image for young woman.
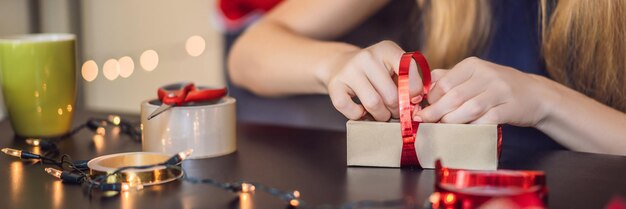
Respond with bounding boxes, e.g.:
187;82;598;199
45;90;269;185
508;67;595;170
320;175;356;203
228;0;626;155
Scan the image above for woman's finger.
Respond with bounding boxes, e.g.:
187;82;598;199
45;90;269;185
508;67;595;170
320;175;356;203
414;78;487;122
427;57;478;104
470;104;506;124
439;90;503;123
328;82;365;120
363;60;400;118
348;73;392;121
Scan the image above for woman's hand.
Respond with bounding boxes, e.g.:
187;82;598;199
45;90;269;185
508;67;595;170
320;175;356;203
414;57;556;127
321;41;422;121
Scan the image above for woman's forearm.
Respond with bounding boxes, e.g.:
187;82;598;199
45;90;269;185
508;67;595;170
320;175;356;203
535;75;626;155
228;19;359;97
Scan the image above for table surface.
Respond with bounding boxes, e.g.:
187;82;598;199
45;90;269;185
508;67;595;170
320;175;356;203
0;111;625;209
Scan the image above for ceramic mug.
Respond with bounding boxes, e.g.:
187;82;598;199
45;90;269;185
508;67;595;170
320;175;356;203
0;33;77;137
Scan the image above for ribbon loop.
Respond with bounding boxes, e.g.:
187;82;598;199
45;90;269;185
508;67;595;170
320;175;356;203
398;52;432;168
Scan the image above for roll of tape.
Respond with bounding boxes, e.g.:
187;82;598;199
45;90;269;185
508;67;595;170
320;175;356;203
140;97;236;159
88;152;183;185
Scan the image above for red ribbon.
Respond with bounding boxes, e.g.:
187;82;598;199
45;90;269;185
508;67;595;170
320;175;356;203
398;52;432;168
397;52;503;168
432;160;547;209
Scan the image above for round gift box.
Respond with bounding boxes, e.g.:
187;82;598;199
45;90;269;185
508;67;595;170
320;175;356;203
140;97;236;159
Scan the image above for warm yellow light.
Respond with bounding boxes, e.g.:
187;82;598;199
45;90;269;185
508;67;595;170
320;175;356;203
122;174;144;192
92;134;105;152
239;193;252;209
121;183;130;191
81;60;99;82
57;108;63;115
444;193;456;205
108;115;121;126
293;190;301;198
185;35;206;57
103;59;120;81
429;192;441;204
25;138;41;146
2;148;22;158
67;104;73;112
45;167;63;179
140;50;159;71
96;127;106;136
177;149;194;160
289;199;300;207
118;56;135;78
241;183;255;193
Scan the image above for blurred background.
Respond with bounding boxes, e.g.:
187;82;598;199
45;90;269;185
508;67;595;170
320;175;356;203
0;0;347;130
0;0;224;114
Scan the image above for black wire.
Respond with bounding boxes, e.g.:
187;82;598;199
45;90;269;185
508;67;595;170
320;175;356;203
12;116;413;208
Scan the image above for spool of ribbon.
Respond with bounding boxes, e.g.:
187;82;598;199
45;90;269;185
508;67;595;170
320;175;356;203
431;160;548;209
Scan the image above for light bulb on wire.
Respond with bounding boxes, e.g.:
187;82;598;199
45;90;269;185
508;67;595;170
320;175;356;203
1;148;40;159
45;167;63;179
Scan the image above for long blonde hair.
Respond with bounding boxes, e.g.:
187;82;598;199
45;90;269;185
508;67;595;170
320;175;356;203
421;0;626;112
420;0;492;69
542;0;626;112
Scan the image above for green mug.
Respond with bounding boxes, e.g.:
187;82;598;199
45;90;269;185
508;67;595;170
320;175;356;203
0;34;77;138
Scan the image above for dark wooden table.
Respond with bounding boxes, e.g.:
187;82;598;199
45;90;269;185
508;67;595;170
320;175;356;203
0;111;625;209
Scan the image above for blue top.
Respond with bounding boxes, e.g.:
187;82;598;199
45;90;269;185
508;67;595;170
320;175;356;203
481;0;565;152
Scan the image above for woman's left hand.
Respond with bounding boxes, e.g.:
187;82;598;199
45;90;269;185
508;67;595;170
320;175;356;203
413;57;557;127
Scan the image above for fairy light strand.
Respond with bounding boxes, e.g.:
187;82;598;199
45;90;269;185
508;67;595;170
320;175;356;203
1;114;414;209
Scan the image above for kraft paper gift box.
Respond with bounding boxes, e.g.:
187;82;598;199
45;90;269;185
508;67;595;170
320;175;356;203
346;120;500;170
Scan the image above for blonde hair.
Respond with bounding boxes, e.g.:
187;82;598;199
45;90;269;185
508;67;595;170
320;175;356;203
420;0;626;112
542;0;626;112
420;0;492;69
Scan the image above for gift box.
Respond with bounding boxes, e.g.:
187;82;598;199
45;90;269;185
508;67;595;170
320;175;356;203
346;120;500;169
346;52;501;170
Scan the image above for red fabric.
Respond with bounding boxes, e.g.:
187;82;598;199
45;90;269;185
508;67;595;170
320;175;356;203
218;0;283;21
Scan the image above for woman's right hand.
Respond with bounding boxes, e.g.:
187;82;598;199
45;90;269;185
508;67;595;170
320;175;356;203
320;41;422;121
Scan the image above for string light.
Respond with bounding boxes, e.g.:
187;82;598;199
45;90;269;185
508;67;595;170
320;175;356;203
164;149;193;165
45;168;63;179
96;127;106;136
1;148;22;158
2;148;40;159
241;183;255;193
121;174;144;192
108;115;121;126
289;199;300;207
25;138;41;146
4;147;415;209
2;114;421;209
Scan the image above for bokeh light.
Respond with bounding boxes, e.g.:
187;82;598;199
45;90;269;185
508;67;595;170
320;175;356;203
103;59;120;80
81;60;99;82
118;56;135;78
185;35;206;57
140;50;159;71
